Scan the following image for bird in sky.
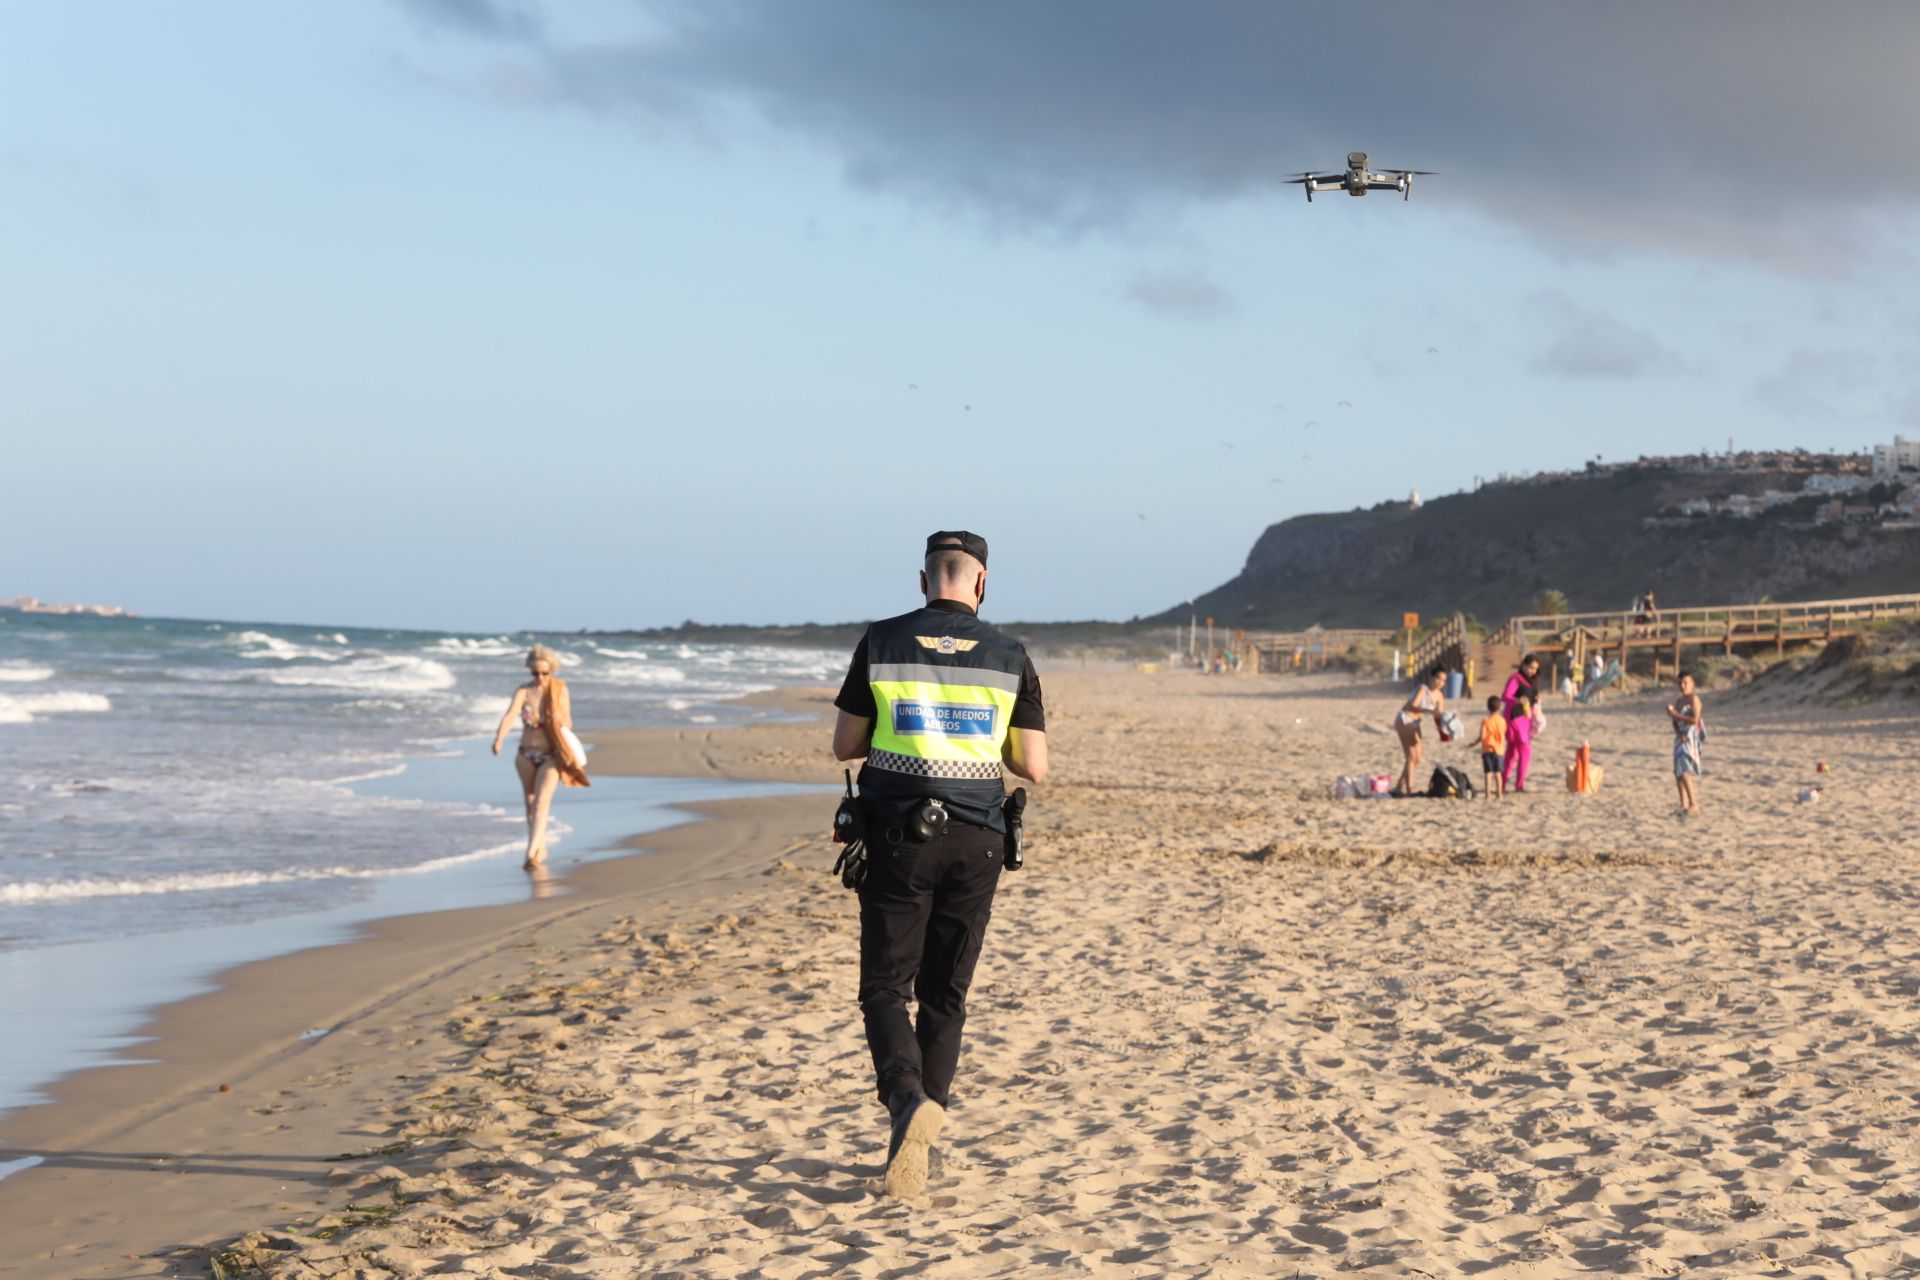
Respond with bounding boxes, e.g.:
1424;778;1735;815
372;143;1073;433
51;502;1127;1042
1303;420;1319;429
1338;400;1354;409
1426;347;1440;355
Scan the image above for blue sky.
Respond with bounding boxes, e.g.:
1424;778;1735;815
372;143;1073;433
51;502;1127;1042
5;3;1918;631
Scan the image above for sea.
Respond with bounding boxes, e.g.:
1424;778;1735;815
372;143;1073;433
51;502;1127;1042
0;611;843;1113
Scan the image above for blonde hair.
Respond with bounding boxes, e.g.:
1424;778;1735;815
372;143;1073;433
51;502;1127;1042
526;644;562;672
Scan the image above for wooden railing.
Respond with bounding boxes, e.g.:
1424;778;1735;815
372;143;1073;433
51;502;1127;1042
1408;614;1468;676
1490;592;1920;668
1234;591;1917;682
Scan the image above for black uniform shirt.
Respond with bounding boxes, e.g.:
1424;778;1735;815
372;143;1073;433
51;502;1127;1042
834;599;1047;732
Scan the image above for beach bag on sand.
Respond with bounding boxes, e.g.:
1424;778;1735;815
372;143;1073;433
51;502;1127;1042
1437;710;1461;742
1334;774;1375;798
1368;775;1394;797
1427;765;1475;799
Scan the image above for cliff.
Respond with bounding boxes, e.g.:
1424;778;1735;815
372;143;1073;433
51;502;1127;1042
1175;464;1920;629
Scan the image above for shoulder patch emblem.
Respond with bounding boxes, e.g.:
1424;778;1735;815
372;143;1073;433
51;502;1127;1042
916;635;979;654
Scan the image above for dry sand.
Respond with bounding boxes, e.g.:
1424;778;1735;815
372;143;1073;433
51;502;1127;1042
8;673;1920;1278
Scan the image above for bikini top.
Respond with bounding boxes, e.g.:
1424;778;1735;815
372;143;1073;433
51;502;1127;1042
521;688;547;728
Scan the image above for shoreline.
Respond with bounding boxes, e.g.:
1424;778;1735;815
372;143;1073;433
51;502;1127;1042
0;688;839;1279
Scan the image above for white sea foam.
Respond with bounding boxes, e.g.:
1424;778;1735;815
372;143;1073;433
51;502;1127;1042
427;636;521;657
0;692;113;725
591;646;654;661
0;840;527;906
592;663;688;687
0;665;54;683
264;655;457;695
227;630;344;663
326;763;409;785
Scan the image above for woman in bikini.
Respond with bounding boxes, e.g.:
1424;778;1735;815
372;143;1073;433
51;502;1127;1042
1392;668;1448;796
492;644;582;870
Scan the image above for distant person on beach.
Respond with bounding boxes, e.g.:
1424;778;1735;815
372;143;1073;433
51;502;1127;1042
1588;651;1606;703
1391;668;1447;796
1501;654;1542;792
1478;695;1508;799
491;644;589;871
831;530;1048;1198
1668;670;1705;815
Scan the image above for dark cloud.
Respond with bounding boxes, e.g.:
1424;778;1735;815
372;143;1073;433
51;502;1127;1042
1528;293;1681;379
395;0;540;41
1125;270;1233;319
400;1;1920;267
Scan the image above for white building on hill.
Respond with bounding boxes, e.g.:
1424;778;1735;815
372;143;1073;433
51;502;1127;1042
1873;435;1920;477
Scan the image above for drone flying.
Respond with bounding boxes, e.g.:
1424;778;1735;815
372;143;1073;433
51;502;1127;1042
1289;151;1436;202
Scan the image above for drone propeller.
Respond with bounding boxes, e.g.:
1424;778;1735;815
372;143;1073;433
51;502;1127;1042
1377;169;1438;176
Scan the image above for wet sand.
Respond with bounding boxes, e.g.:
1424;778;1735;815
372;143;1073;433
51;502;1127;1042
8;673;1920;1277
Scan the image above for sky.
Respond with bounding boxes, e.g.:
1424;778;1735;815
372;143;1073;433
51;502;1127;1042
5;2;1920;632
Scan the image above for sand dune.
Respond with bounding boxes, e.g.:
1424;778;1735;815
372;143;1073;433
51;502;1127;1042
137;673;1920;1275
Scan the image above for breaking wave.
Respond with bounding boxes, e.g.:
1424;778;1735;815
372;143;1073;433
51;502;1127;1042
0;692;113;725
263;656;457;695
0;841;526;906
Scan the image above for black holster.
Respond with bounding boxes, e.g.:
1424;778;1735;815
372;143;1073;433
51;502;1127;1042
1002;787;1027;870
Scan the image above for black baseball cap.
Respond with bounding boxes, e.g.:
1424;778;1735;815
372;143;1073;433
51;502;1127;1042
925;530;988;567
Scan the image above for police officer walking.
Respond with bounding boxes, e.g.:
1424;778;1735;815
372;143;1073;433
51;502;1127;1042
831;530;1048;1197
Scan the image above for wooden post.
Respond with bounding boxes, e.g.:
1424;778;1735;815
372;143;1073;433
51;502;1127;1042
1620;612;1633;676
1776;611;1786;656
1723;612;1733;656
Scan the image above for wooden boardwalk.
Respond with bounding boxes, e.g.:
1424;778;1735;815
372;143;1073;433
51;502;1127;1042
1408;592;1920;688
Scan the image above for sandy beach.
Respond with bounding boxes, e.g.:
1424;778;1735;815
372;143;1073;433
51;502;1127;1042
5;671;1920;1277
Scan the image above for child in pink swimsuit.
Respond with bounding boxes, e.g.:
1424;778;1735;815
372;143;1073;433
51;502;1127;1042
1503;694;1534;792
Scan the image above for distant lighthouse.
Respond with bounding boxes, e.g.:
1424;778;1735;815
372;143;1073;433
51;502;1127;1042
1409;487;1423;509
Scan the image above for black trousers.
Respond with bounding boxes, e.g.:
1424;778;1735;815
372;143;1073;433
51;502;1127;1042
857;817;1003;1109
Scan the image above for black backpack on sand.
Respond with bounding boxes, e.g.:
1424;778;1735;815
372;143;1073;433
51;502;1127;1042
1427;764;1475;799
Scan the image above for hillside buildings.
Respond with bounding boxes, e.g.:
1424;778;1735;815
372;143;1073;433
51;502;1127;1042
1873;435;1920;478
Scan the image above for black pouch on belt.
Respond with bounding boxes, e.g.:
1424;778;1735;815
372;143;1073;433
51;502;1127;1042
869;797;951;847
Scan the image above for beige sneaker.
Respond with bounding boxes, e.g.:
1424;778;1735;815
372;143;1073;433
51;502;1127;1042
882;1093;946;1198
